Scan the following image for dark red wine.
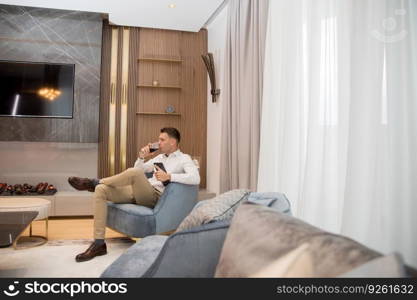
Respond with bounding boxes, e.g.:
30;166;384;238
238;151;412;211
149;144;159;152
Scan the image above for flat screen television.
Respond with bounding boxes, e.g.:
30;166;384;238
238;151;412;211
0;60;75;118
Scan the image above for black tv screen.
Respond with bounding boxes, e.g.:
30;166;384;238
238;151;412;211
0;60;74;118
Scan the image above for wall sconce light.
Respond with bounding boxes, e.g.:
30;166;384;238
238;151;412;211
201;53;220;103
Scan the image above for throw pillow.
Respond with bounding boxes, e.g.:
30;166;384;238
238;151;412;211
175;189;250;233
250;243;314;278
214;203;380;277
246;192;291;214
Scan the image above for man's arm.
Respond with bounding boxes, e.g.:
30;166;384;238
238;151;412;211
170;155;200;185
134;143;158;173
133;156;156;173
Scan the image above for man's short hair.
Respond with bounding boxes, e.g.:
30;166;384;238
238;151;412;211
160;127;181;143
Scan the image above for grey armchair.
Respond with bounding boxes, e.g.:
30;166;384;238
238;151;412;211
106;182;199;238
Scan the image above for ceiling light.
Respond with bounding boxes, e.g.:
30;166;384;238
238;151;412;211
168;4;176;8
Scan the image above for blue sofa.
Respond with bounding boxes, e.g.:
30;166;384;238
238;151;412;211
106;182;198;238
101;191;414;278
101;192;292;277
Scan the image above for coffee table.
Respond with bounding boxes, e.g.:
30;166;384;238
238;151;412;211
0;211;39;248
0;198;50;249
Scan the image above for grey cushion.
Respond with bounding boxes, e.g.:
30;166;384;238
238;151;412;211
143;220;231;278
101;235;168;278
175;189;250;233
339;253;406;277
215;203;381;277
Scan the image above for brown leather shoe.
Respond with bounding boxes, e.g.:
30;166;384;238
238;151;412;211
68;177;96;192
75;242;107;262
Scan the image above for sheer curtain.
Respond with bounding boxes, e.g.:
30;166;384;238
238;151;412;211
258;0;417;267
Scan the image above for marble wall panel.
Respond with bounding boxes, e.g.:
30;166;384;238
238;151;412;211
0;4;103;142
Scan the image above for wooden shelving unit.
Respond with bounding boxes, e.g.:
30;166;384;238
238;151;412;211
137;84;181;89
138;57;182;63
99;27;207;187
136;112;181;116
134;28;207;188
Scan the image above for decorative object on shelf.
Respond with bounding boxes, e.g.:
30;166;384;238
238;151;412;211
201;52;220;103
138;57;182;63
165;105;175;113
138;84;181;89
136;112;181;116
152;80;159;86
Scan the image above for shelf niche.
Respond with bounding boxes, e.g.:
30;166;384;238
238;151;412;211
137;84;181;89
136;112;181;116
138;57;182;63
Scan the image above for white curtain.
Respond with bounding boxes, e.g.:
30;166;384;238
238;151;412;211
258;0;417;267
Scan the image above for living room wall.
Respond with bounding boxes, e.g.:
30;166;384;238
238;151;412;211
0;4;102;190
206;3;228;195
0;4;103;142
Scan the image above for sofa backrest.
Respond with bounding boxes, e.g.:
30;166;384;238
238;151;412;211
215;203;382;277
153;183;199;234
143;220;231;278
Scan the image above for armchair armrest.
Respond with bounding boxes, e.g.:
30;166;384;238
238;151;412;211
153;182;198;234
142;220;230;277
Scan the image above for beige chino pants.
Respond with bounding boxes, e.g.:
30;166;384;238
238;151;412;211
93;168;160;239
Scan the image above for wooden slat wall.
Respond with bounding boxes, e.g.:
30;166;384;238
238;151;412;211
179;30;207;188
114;27;123;174
138;61;181;87
127;28;139;169
98;20;111;178
99;25;207;187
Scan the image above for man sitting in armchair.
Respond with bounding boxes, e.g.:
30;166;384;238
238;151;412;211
68;127;200;262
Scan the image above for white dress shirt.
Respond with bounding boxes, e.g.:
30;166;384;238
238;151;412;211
133;149;200;193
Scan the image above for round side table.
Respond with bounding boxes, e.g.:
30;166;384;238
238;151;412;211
0;198;50;249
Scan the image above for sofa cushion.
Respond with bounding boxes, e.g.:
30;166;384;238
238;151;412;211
339;253;406;277
101;235;168;278
175;189;250;233
143;220;231;277
215;203;381;277
250;243;313;278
